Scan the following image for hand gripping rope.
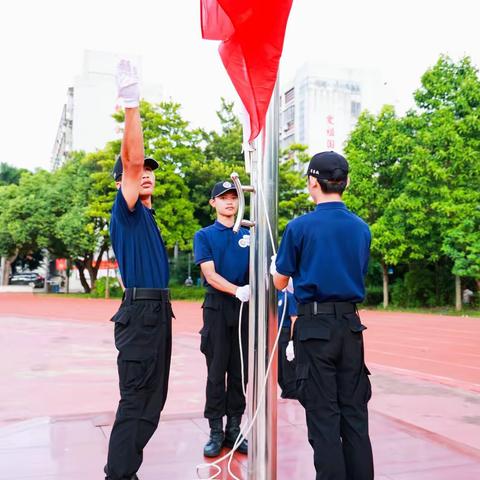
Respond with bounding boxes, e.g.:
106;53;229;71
195;179;289;480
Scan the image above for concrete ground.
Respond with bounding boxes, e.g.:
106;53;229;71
0;293;479;479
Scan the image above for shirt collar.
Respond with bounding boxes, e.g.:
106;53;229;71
315;201;347;211
213;220;233;231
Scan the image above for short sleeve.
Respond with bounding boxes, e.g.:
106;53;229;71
111;189;142;225
276;223;298;277
194;230;213;265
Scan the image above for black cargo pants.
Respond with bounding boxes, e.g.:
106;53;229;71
106;288;173;480
295;302;373;480
278;326;297;399
199;289;248;419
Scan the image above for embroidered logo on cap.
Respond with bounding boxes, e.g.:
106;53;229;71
238;234;250;248
223;181;232;188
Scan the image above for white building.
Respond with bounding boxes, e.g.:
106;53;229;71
51;50;163;169
280;63;386;155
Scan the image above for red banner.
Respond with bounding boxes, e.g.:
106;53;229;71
56;258;67;271
201;0;293;141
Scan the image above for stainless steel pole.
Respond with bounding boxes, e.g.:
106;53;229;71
247;81;279;480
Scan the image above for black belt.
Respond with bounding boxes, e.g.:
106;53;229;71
298;301;356;317
124;288;170;302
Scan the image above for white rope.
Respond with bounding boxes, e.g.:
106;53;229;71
196;291;288;480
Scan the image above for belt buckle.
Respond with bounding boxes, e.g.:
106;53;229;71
133;287;137;301
313;302;318;315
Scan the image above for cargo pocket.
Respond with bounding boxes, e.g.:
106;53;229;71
344;313;367;333
110;307;132;326
199;325;211;356
295;363;310;409
118;347;157;392
298;325;331;342
111;307;134;351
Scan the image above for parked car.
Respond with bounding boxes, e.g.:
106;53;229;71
9;272;45;288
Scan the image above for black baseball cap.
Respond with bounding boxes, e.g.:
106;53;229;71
210;181;237;199
112;155;159;181
307;151;349;181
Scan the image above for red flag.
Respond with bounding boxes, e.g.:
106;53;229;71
201;0;293;142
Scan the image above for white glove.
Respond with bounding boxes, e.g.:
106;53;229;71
116;59;140;108
286;277;294;293
235;285;250;302
286;340;295;361
270;255;277;276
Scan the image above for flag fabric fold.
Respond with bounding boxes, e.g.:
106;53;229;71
201;0;293;142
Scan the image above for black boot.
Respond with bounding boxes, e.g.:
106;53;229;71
224;416;248;454
203;418;225;457
104;464;139;480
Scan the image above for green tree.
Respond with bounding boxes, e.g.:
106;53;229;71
414;55;480;301
186;99;247;228
344;105;413;306
278;143;311;234
111;100;200;250
0;163;29;186
54;152;109;292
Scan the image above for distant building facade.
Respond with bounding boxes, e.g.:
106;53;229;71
51;50;163;169
280;63;385;155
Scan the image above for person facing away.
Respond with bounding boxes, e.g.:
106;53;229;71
105;60;173;480
271;151;374;480
193;181;250;458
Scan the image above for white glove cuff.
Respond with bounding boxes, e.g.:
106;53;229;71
121;98;140;108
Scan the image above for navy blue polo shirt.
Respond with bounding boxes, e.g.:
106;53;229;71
278;290;297;328
194;221;250;287
110;189;169;289
276;202;371;304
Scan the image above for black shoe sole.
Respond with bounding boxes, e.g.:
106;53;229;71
223;439;248;454
203;451;223;458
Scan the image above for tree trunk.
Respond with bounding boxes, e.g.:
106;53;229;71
0;257;5;286
455;275;461;312
89;245;107;292
382;262;389;309
1;251;18;286
75;260;91;293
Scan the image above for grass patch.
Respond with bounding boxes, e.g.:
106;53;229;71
364;304;480;317
38;285;205;301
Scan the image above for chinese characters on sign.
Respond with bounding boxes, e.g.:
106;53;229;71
326;114;335;149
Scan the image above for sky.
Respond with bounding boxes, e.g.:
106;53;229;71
1;0;479;171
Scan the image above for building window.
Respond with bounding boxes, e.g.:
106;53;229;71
285;87;295;104
351;101;361;117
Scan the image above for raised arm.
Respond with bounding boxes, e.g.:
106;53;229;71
116;60;144;210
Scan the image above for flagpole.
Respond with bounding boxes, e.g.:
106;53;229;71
247;79;279;480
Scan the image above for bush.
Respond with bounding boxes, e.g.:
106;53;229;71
93;276;123;298
170;284;205;300
363;286;384;306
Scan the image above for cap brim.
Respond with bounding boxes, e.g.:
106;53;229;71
144;157;159;171
212;187;237;198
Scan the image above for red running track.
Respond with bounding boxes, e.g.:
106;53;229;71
1;293;479;388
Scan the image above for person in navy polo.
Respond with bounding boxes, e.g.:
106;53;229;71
271;151;374;480
194;181;250;457
105;60;173;480
277;290;298;399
